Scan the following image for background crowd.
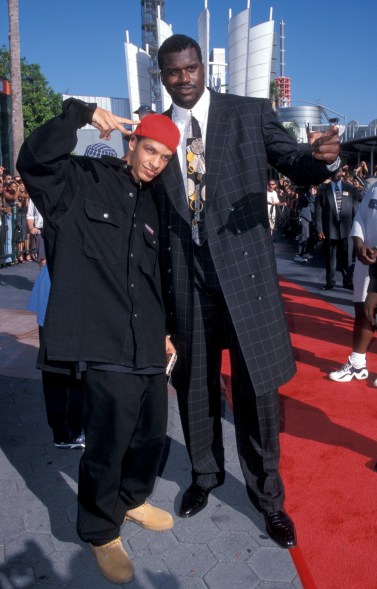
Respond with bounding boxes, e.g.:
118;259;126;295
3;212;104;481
0;164;45;268
268;161;377;255
2;160;377;273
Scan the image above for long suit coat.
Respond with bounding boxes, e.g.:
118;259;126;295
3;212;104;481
154;90;333;396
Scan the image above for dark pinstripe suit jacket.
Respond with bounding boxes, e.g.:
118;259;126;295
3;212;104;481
315;181;358;240
154;90;333;396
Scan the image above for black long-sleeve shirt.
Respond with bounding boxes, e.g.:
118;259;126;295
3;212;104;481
17;98;166;372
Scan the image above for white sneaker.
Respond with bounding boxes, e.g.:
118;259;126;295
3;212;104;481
329;358;368;382
294;254;308;263
303;253;314;260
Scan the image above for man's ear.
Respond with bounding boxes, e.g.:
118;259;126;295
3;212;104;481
128;135;137;152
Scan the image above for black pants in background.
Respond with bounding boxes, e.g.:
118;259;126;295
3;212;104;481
42;370;83;442
325;237;354;287
39;326;83;443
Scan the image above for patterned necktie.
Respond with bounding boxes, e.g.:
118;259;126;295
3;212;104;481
335;184;342;216
186;113;206;244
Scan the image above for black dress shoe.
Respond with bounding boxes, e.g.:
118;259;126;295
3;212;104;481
264;510;297;548
179;484;212;518
321;284;334;290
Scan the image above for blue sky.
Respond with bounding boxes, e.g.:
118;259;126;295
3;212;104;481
1;0;376;125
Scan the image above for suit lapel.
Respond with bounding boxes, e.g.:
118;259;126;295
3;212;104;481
327;184;338;218
160;105;190;224
161;155;191;223
205;92;230;205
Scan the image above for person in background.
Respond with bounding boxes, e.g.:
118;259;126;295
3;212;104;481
83;143;118;158
26;198;45;265
133;104;156;120
294;185;317;263
329;183;377;384
315;169;358;290
266;179;284;236
17;98;179;585
0;176;10;268
14;180;30;263
364;257;377;325
354;160;369;180
27;264;85;448
2;178;18;265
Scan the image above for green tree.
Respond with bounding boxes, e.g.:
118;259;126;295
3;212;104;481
269;80;281;110
282;121;300;141
0;46;61;138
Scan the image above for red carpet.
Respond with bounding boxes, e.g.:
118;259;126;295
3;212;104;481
221;279;377;589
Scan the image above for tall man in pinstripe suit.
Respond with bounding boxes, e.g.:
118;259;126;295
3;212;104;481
155;35;340;548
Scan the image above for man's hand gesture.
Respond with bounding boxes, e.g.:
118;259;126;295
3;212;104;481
91;107;138;141
307;126;340;164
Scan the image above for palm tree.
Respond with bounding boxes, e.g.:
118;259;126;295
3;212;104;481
269;80;281;110
8;0;24;173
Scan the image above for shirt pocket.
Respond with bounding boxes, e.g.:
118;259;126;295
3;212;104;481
139;226;159;276
83;199;123;265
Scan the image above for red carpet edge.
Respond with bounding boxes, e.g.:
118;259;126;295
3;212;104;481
221;278;377;589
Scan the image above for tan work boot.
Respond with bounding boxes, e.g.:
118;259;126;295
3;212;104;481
90;536;133;584
125;502;174;531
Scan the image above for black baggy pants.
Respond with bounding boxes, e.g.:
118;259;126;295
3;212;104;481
76;368;167;545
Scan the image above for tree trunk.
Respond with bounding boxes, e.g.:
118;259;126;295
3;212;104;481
8;0;24;174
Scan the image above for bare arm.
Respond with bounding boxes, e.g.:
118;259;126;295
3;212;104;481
353;236;377;265
365;292;377;325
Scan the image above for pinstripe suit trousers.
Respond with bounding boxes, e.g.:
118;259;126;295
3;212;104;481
172;242;285;512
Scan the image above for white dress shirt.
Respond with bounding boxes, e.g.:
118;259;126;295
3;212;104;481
171;88;210;200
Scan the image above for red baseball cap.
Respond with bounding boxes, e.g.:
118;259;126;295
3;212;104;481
134;114;180;153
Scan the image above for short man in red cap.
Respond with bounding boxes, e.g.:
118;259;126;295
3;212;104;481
17;99;180;585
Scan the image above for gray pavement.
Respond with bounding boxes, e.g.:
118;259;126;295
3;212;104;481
0;241;354;588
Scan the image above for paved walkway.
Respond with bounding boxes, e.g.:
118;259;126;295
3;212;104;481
0;243;353;588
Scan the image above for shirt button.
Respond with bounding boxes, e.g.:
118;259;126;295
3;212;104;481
103;213;109;219
257;295;263;301
129;192;134;198
130;283;134;288
243;251;248;256
134;313;137;318
130;253;134;257
133;223;136;228
250;274;255;279
237;229;241;234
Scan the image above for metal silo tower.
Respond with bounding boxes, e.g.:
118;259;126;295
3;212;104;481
141;0;165;107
